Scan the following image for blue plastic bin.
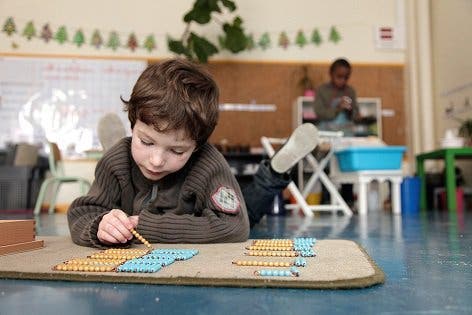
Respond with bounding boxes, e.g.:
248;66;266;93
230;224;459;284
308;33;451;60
401;176;420;214
335;146;406;172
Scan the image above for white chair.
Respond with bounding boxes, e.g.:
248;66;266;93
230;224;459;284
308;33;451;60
261;131;353;217
97;113;127;152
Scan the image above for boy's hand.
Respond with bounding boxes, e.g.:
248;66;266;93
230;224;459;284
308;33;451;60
97;209;139;245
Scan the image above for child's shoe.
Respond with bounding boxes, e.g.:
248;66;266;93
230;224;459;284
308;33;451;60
270;123;319;174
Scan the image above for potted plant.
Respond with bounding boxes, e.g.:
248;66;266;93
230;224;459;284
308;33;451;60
298;65;315;97
167;0;249;63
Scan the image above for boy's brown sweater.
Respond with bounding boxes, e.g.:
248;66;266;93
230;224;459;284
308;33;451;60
67;137;249;248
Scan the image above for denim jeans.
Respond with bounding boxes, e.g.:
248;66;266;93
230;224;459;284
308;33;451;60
242;160;290;227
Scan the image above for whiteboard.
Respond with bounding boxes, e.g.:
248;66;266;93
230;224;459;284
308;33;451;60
0;57;147;156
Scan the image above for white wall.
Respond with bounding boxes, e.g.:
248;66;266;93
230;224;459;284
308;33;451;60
0;0;405;63
431;0;472;183
431;0;472;142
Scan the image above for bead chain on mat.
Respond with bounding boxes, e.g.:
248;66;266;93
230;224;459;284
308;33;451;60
130;228;152;248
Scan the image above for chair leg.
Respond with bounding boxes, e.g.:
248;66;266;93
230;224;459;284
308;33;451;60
79;180;91;195
33;178;54;216
48;181;61;214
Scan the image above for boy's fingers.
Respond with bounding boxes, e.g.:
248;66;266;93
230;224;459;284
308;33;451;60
106;218;132;242
97;229;119;244
110;209;134;230
128;215;139;228
100;210;133;242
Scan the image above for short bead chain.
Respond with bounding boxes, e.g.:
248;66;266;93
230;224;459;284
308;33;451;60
254;267;300;277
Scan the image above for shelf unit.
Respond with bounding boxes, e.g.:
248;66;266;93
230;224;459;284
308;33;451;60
292;96;383;191
292;96;382;138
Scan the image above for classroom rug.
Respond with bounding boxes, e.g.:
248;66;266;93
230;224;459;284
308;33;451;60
0;236;384;289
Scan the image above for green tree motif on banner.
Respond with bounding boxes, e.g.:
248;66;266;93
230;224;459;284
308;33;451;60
127;33;138;51
258;32;271;50
295;30;307;48
246;33;255;50
3;17;16;36
91;30;103;48
311;28;322;46
73;30;85;47
278;31;290;49
143;34;156;52
40;24;53;42
107;31;120;50
329;26;341;44
22;21;36;40
55;26;68;44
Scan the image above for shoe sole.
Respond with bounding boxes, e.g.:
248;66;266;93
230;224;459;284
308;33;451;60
271;123;319;173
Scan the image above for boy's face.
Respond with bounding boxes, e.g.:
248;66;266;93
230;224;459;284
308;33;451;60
131;120;196;181
330;66;351;89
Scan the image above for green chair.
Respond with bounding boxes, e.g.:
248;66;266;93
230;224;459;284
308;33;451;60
33;142;91;215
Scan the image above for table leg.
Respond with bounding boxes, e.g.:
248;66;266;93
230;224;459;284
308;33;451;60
391;178;402;215
445;152;457;211
358;180;368;215
417;156;427;210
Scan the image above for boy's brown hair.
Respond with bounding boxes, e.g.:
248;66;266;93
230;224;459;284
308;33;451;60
122;58;219;146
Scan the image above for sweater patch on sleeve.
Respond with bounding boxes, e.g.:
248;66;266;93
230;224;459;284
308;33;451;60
211;186;240;214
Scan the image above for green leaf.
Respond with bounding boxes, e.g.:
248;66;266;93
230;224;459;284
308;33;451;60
221;0;236;11
168;38;190;55
221;17;247;53
189;32;218;63
218;35;226;49
184;0;221;24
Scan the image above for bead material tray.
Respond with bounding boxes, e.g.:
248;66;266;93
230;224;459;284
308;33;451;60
0;236;384;289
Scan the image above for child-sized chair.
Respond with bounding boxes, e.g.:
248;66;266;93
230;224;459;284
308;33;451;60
33;142;91;215
97;112;127;152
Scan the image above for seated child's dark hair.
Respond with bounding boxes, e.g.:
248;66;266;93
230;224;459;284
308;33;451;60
329;58;351;74
122;58;219;147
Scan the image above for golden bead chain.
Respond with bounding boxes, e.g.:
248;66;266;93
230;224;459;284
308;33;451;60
232;260;292;267
246;245;294;251
245;250;298;257
54;264;116;272
130;229;152;249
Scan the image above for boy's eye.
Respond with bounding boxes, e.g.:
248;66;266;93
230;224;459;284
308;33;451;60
171;149;185;155
140;139;153;146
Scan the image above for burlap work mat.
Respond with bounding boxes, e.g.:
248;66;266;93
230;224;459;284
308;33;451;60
0;236;384;289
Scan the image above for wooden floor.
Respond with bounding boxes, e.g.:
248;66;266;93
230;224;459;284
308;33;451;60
0;209;471;315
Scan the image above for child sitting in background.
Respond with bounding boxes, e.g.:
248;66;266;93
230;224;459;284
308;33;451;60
313;58;359;135
67;58;319;248
314;57;358;206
